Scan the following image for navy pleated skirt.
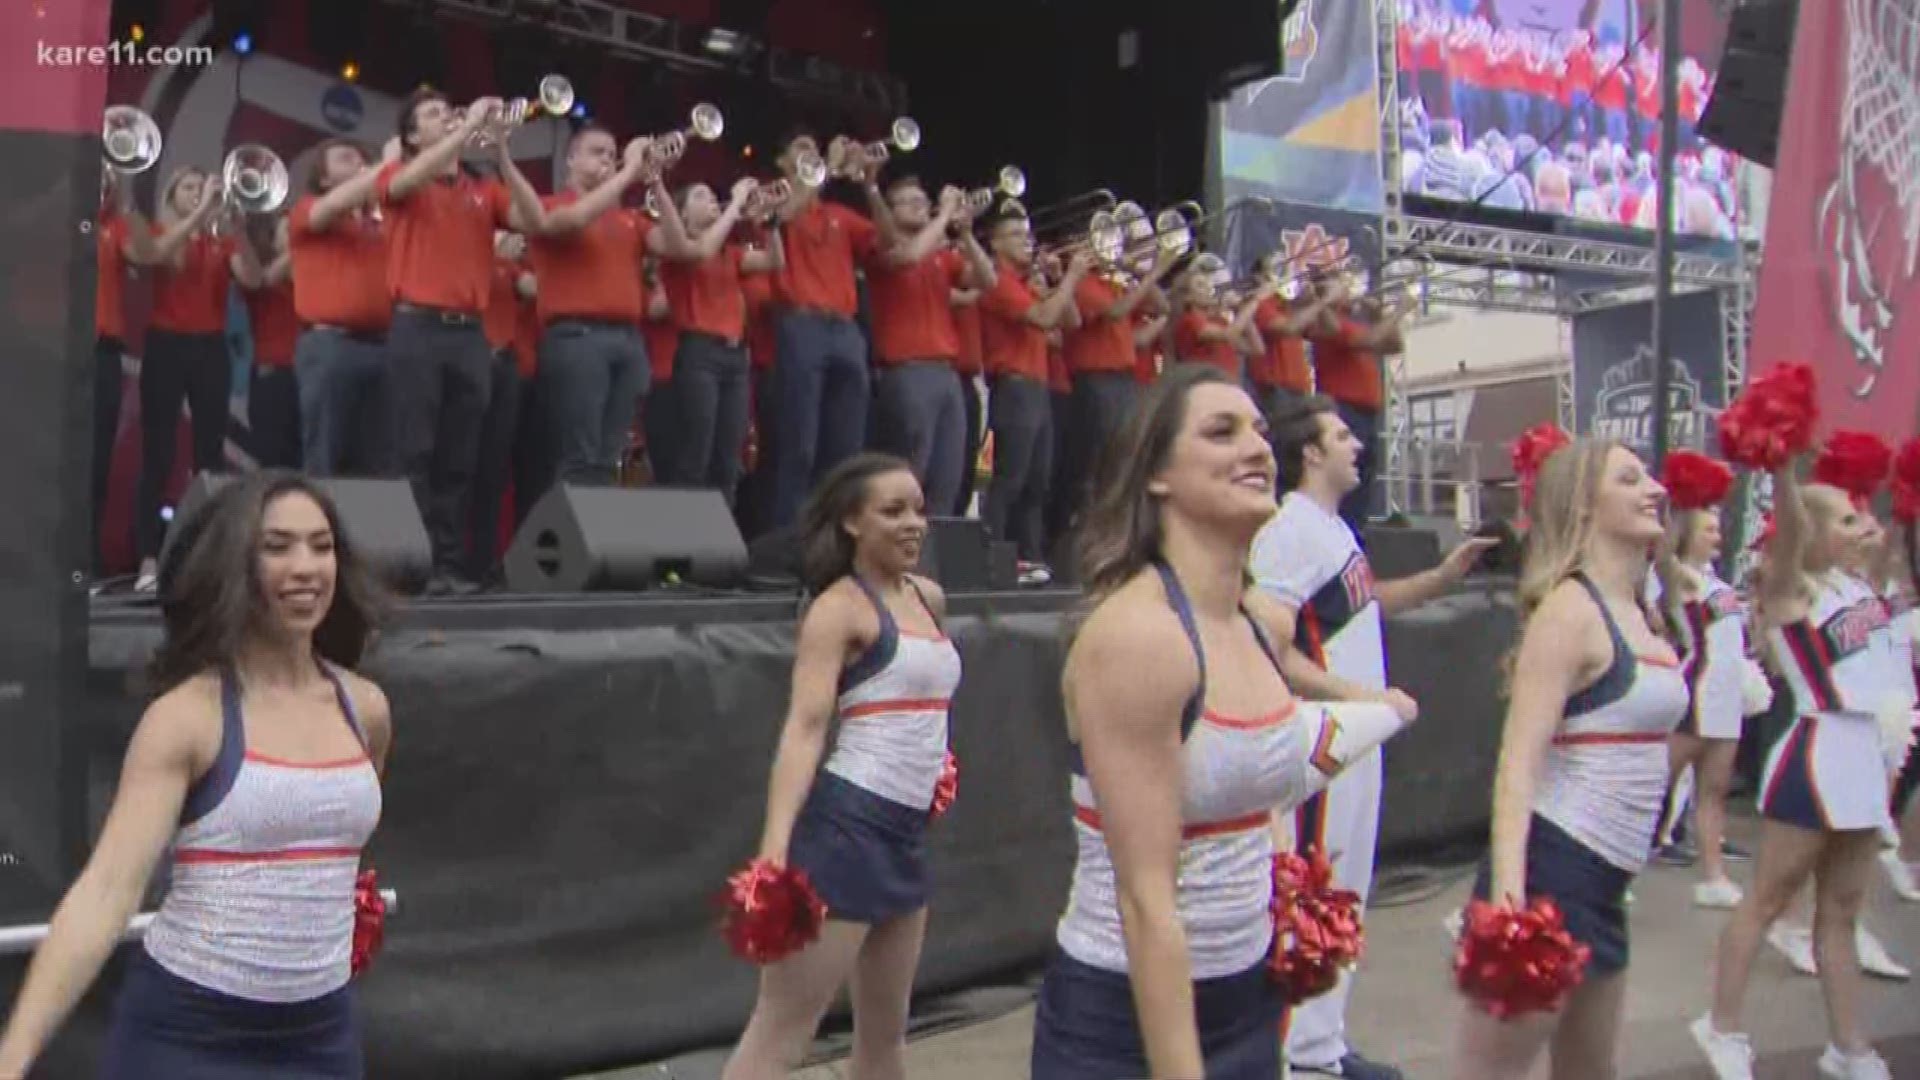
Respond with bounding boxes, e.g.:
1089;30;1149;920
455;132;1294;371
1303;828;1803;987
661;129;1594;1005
1030;949;1283;1080
1471;814;1634;977
100;947;362;1079
788;771;931;924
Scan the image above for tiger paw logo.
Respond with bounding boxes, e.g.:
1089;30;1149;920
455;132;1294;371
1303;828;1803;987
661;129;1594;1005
1281;222;1349;273
1280;1;1320;82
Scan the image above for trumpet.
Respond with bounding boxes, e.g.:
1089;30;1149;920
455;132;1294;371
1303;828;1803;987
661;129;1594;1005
641;103;726;173
102;105;162;175
830;117;920;178
793;149;829;189
745;178;793;220
454;75;576;149
221;144;288;215
962;166;1027;214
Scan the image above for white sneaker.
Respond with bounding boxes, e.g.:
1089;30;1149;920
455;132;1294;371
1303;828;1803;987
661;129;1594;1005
1694;878;1744;909
1767;923;1818;975
1881;849;1920;902
1442;907;1463;939
1689;1014;1755;1080
1817;1044;1892;1080
1855;925;1911;981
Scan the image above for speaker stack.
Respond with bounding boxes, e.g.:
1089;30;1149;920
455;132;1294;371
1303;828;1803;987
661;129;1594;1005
1697;0;1801;167
503;485;749;593
161;474;432;594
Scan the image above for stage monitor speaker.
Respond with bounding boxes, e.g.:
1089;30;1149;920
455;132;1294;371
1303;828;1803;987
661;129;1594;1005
504;485;748;593
1697;0;1799;167
159;474;431;594
914;517;1006;592
1362;522;1440;581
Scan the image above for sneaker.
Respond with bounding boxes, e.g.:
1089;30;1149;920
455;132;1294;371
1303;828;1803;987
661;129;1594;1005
1767;923;1818;975
1654;842;1697;867
134;557;159;594
1880;849;1920;902
1689;1014;1755;1080
1855;925;1911;981
1694;878;1744;909
1720;839;1754;862
1016;562;1053;586
1817;1044;1893;1080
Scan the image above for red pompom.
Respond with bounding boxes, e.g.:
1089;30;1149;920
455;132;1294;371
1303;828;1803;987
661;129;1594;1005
1266;852;1365;1005
1893;439;1920;524
1718;363;1818;471
1661;451;1734;511
1812;430;1894;502
929;751;959;821
1511;423;1571;509
351;868;386;976
719;858;828;965
1453;897;1591;1019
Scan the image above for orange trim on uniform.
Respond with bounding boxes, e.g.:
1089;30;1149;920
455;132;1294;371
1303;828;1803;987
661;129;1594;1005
1550;731;1668;747
1201;699;1299;731
243;750;372;770
1073;805;1269;840
174;846;362;865
839;696;952;719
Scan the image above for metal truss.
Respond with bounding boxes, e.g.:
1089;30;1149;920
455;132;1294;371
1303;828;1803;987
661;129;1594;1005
1373;0;1412;514
378;0;906;113
1387;215;1746;286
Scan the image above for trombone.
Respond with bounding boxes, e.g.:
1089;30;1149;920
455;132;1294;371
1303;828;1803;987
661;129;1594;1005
641;102;726;173
455;75;576;149
102;105;162;175
962;166;1027;214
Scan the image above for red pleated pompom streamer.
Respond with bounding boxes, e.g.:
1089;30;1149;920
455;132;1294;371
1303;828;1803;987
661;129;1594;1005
1811;430;1893;503
1266;852;1365;1005
929;751;959;821
1717;363;1818;471
351;868;386;976
1661;450;1733;511
1893;438;1920;524
1453;897;1591;1019
1510;423;1571;511
719;858;828;965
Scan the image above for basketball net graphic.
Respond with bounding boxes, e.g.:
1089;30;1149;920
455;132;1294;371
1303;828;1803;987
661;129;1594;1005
1818;0;1920;396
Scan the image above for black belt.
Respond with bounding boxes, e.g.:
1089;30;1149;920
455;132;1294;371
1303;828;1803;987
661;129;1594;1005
304;324;386;344
546;317;635;332
680;329;745;350
395;302;480;326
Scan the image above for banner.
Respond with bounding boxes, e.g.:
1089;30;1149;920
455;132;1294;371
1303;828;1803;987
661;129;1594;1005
1571;291;1727;457
1217;0;1384;214
1223;200;1383;283
1751;0;1919;440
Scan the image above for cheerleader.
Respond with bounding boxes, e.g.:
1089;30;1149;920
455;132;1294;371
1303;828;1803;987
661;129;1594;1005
725;453;960;1080
1028;364;1413;1079
1451;439;1688;1080
1693;454;1901;1080
1883;520;1920;901
0;472;391;1078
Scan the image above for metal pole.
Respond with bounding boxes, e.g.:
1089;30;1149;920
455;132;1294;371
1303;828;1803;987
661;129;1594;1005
1648;0;1681;469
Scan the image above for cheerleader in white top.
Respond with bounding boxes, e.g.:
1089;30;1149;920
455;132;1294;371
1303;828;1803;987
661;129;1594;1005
1450;438;1688;1080
726;453;963;1080
1694;442;1901;1080
1028;365;1414;1080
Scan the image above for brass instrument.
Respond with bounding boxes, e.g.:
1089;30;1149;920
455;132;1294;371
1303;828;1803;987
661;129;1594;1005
962;165;1027;214
830;117;919;179
102;106;162;175
641;103;726;174
221;144;289;215
454;75;576;150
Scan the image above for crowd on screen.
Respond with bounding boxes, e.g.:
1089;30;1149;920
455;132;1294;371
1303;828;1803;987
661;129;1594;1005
1394;0;1740;239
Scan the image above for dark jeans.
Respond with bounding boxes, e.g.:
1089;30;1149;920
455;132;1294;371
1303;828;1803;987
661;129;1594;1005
1045;389;1075;549
137;330;230;558
876;360;966;517
93;337;125;573
985;375;1052;562
538;320;649;487
247;366;302;470
388;308;493;575
295;327;390;476
671;332;751;505
1064;371;1139;521
1252;382;1308;426
513;372;548;530
643;377;677;487
770;311;869;528
1334;399;1380;540
956;374;984;516
469;349;523;581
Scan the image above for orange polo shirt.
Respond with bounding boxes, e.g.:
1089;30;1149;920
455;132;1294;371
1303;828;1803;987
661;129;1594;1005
866;248;966;364
96;212;128;341
245;280;300;368
1174;310;1240;377
661;244;749;343
288;196;390;332
1251;297;1312;393
1064;274;1137;375
776;199;878;317
953;301;983;377
527;191;652;326
376;161;512;315
148;227;237;335
978;260;1047;382
483;258;522;352
1310;318;1383;412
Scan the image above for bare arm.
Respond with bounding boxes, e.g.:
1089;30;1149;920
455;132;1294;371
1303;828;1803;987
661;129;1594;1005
497;151;550;236
1101;252;1180;322
860;180;904;255
1375;538;1497;615
1030;262;1090;330
742;226;786;273
755;589;865;862
138;193;221;266
643;179;703;261
305;168;383;233
955;225;996;289
1132;313;1168;349
1762;460;1812;617
1488;586;1593;903
1244;591;1415;705
384;101;494;202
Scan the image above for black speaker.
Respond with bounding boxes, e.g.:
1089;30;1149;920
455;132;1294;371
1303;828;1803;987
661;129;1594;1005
1698;0;1800;166
504;485;748;593
1362;522;1441;581
160;474;432;593
914;517;1003;592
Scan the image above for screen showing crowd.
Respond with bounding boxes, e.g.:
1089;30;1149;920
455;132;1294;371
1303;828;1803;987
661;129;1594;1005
1394;0;1741;240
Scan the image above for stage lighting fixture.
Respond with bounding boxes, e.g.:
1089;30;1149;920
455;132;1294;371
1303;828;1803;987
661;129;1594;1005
233;33;254;55
341;61;361;82
571;102;588;119
130;24;146;42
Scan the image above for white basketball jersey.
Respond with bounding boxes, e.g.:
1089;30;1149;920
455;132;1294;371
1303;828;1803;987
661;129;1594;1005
1250;492;1387;689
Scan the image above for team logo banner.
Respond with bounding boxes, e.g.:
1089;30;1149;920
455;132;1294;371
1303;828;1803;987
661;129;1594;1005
1571;291;1727;456
1223;200;1383;284
1751;0;1919;440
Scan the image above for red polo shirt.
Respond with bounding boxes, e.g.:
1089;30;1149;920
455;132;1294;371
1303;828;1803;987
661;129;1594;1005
661;244;749;343
979;260;1047;382
483;258;522;351
1132;309;1161;384
953;301;983;377
1309;318;1382;412
1251;297;1312;393
148;226;237;335
288;196;390;332
1065;275;1138;375
776;199;878;316
866;248;965;364
96;211;128;342
1174;310;1239;377
245;280;300;368
742;270;778;372
513;287;540;378
528;191;652;326
376;161;513;315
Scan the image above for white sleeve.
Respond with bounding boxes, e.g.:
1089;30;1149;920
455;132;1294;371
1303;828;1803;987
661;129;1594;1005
1250;511;1340;610
1285;700;1411;805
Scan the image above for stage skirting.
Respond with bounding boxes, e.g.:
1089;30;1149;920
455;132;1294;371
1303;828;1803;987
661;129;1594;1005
7;582;1516;1078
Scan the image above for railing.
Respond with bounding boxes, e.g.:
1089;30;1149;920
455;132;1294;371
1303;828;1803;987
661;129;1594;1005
1377;435;1487;529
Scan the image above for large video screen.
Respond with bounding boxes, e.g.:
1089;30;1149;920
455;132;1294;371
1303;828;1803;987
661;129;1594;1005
1394;0;1742;239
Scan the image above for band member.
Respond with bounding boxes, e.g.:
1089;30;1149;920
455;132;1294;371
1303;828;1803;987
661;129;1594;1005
377;89;549;594
1059;244;1178;523
652;180;785;501
1132;295;1168;386
1694;457;1904;1080
527;124;684;494
1452;440;1684;1080
979;213;1087;583
1171;270;1261;379
725;453;960;1080
288;138;393;478
1029;365;1413;1079
864;176;995;517
952;276;986;517
0;472;391;1078
738;256;783;534
1249;260;1331;420
470;232;535;584
93;170;155;575
131;167;265;592
1306;282;1409;540
765;130;886;529
1253;396;1490;1080
509;264;545;531
241;213;301;470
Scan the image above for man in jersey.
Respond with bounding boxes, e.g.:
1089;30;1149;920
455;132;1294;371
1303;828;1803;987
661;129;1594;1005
1251;396;1492;1080
1306;279;1412;540
863;174;995;518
